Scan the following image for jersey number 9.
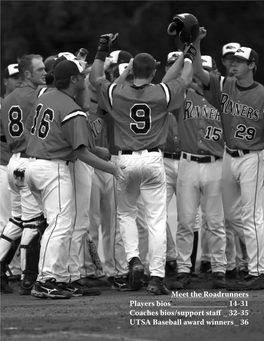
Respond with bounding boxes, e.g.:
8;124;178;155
130;103;151;135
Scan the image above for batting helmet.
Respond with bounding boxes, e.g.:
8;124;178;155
167;13;199;44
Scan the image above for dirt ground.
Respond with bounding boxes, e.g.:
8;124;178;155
1;277;264;341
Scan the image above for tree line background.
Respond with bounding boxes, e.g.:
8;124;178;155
1;0;264;96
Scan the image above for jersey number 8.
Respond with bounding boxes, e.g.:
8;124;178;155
8;106;24;138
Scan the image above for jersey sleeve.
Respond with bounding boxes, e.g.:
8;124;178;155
61;110;92;151
163;77;187;112
93;77;112;113
203;74;222;112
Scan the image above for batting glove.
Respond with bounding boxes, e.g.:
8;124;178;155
98;33;119;52
184;45;196;63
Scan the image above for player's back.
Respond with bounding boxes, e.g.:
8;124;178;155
1;84;38;153
108;83;173;151
26;89;86;162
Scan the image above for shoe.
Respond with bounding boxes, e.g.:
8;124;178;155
80;276;111;288
198;261;212;278
227;274;264;291
170;273;191;290
226;268;239;280
212;272;226;289
239;268;249;280
19;274;37;295
8;274;21;282
1;273;13;294
141;274;150;287
72;280;101;296
146;276;169;295
31;279;72;299
165;260;177;278
57;282;83;297
129;257;144;290
111;275;132;291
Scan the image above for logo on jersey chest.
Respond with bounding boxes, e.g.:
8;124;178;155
89;118;104;138
221;93;259;121
183;100;220;121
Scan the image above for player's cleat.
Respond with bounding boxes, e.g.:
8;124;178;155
239;268;249;280
57;282;83;297
129;257;144;291
141;274;150;287
111;275;132;291
1;273;13;294
170;273;191;290
212;272;226;289
80;276;111;288
31;279;72;299
146;276;170;295
226;268;239;280
71;280;101;296
19;274;37;295
198;261;212;278
165;260;177;278
227;274;264;291
8;274;21;282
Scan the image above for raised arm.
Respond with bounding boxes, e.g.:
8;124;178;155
90;33;119;87
192;27;210;86
162;45;196;88
114;58;133;84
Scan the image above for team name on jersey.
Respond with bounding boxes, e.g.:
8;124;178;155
221;93;260;121
89;117;104;139
183;100;220;121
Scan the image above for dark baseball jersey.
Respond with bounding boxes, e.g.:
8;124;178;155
176;87;224;157
1;83;40;153
95;78;187;151
0;97;12;166
219;77;264;150
88;106;109;149
26;89;94;162
163;112;181;153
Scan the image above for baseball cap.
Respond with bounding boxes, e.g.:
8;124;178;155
3;64;20;79
112;63;129;79
233;47;259;67
44;56;57;73
201;55;218;71
109;50;133;64
57;52;76;60
222;42;241;57
166;51;182;66
54;59;85;81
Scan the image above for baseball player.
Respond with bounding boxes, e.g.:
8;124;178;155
222;42;241;77
25;59;125;299
90;33;194;295
221;42;249;280
164;51;227;290
193;28;264;290
0;64;22;292
84;62;137;290
45;51;103;295
0;55;47;295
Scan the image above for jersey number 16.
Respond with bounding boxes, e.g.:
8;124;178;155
30;104;54;139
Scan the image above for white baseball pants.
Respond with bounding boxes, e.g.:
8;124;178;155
68;160;93;282
116;150;167;278
25;158;73;283
221;151;264;276
176;157;226;274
